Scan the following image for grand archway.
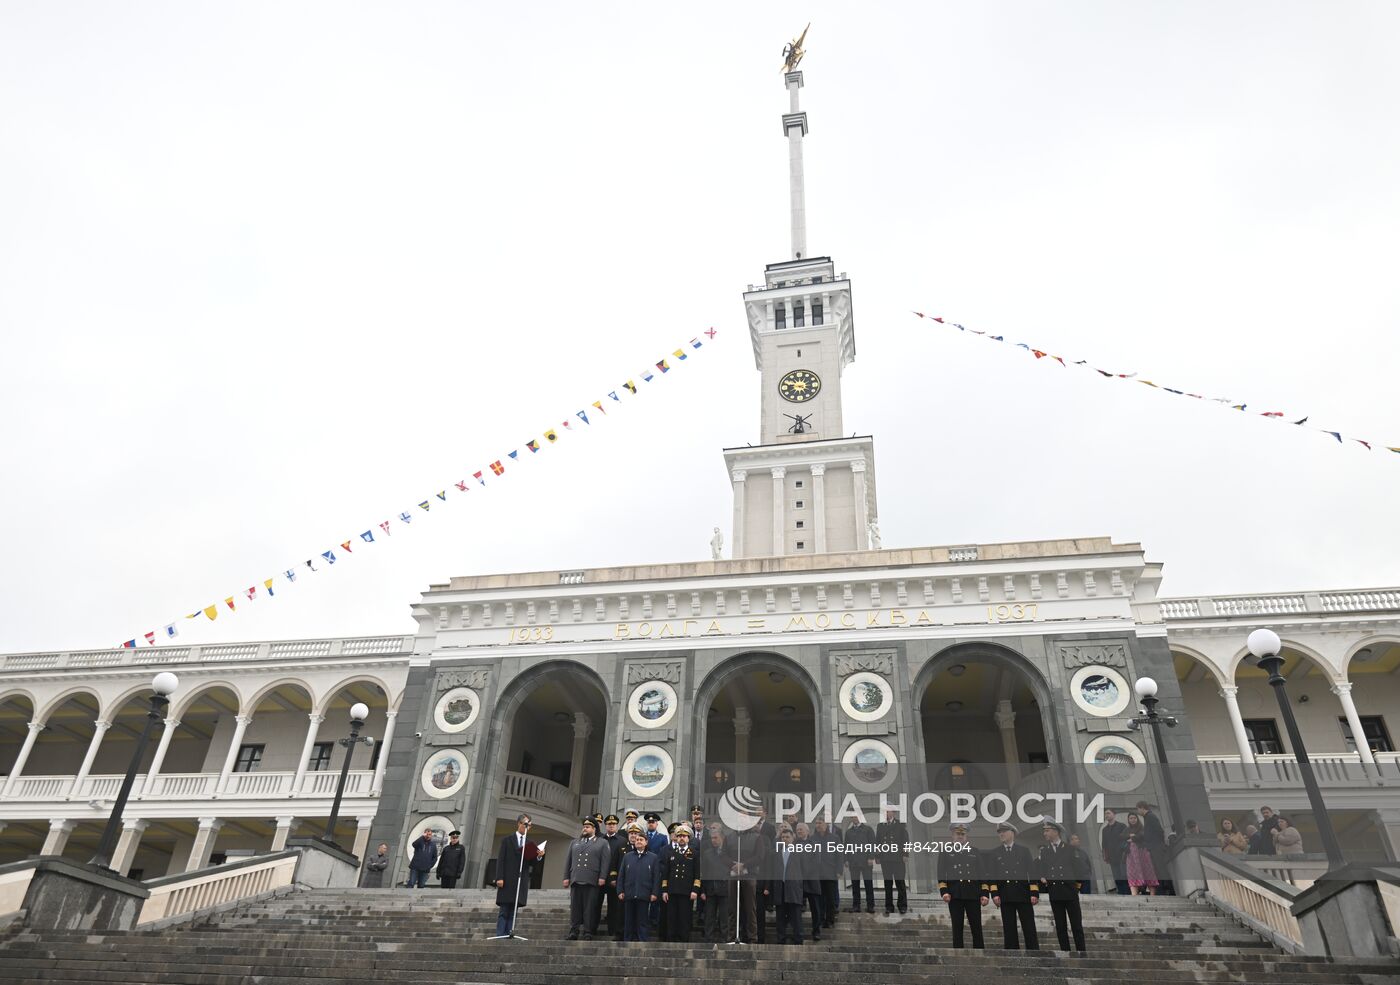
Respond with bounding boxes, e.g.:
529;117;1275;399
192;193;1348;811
471;661;611;889
693;652;820;808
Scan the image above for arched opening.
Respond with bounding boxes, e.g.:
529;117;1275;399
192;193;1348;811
1229;644;1339;756
0;690;35;780
697;653;819;799
483;663;610;888
308;678;391;849
917;646;1051;784
163;683;242;780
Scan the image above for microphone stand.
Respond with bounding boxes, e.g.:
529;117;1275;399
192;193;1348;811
490;823;533;941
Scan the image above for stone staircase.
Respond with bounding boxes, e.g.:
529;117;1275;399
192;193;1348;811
3;887;1398;984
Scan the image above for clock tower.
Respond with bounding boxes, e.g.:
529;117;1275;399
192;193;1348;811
723;56;879;558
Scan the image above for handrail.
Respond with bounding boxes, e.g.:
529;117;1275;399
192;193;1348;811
138;851;299;926
1198;848;1303;952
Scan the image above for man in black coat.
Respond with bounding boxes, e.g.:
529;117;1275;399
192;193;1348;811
406;826;439;889
938;822;988;949
699;827;735;943
765;826;808;944
436;830;466;889
813;817;842;928
1100;809;1129;894
794;823;825;941
986;821;1039;950
844;817;877;913
875;809;909;914
494;814;541;938
1038;821;1086;952
661;823;701;942
600;814;627;941
1136;801;1173;894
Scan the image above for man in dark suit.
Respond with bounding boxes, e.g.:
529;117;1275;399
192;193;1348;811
765;826;808;944
938;822;988;949
813;817;842;928
986;821;1039;950
1038;821;1086;952
435;830;466;889
494;814;542;938
1100;809;1129;894
875;809;909;914
844;816;877;913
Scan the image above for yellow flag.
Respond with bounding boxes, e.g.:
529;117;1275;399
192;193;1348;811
203;605;218;621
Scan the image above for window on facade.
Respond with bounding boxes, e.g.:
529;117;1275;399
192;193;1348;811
775;306;787;331
812;275;822;284
795;480;803;488
369;738;382;772
794;500;804;509
1340;716;1395;753
308;741;334;772
1242;719;1284;756
795;541;805;550
793;302;805;327
795;520;805;529
812;299;823;325
233;744;264;773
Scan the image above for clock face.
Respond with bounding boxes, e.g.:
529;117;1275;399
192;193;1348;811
779;369;821;403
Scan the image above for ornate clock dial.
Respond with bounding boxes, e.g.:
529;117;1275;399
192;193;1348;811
778;368;821;403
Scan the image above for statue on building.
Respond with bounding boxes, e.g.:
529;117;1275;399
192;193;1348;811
710;526;725;560
867;517;881;550
782;23;809;73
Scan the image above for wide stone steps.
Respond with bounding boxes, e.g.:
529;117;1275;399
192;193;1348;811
3;889;1397;985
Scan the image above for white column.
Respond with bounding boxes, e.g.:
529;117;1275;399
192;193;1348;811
291;714;325;796
68;719;112;798
771;467;787;556
185;817;224;872
810;464;827;554
785;71;807;258
568;713;593;798
730;470;747;558
351;816;375;861
111;819;149;877
141;718;180;796
215;714;252;795
1217;687;1257;766
733;707;752;784
851;460;870;550
41;818;76;856
2;721;46;797
271;815;296;852
1333;681;1376;766
370;711;397;796
994;700;1020;785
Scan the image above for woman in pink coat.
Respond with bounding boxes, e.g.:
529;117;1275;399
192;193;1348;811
1124;812;1160;895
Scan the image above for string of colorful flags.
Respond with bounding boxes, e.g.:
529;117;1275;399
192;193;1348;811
119;330;720;648
912;312;1398;457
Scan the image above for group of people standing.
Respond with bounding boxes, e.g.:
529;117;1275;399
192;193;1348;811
1217;805;1305;856
1097;801;1173;895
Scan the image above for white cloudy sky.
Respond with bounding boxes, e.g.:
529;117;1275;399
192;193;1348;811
1;2;1396;653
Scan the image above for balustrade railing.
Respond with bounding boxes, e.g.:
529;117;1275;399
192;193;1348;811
1199;849;1303;952
1199;753;1400;788
2;769;376;804
138;852;298;926
502;771;578;815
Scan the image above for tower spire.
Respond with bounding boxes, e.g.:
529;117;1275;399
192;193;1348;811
781;25;811;259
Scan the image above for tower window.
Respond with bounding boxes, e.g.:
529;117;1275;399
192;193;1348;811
793;302;805;328
794;500;804;509
795;541;805;550
795;520;805;529
795;480;803;488
813;299;824;326
775;306;787;331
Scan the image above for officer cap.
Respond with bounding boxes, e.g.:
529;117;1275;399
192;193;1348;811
581;816;596;828
1041;820;1064;835
949;822;968;834
644;811;662;823
690;804;704;813
625;822;644;834
604;814;620;824
675;823;693;837
448;830;461;837
667;822;678;834
624;809;639;819
996;821;1018;834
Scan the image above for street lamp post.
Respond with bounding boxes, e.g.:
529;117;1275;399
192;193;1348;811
1246;628;1345;869
1128;676;1185;838
90;672;178;872
322;702;374;853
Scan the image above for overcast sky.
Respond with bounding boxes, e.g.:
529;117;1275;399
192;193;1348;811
2;2;1396;654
